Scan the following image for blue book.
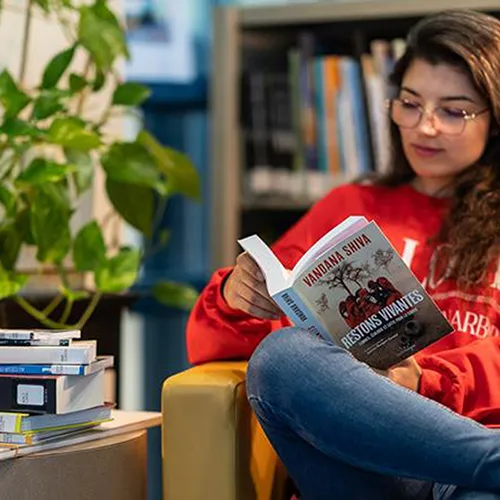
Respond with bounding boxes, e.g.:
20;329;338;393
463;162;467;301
0;355;113;376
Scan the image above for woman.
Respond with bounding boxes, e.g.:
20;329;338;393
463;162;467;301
187;9;500;500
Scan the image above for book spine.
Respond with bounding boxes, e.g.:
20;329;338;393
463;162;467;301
0;342;95;365
0;339;70;347
273;288;331;341
0;364;85;376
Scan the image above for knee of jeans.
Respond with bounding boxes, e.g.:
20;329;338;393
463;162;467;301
246;327;309;402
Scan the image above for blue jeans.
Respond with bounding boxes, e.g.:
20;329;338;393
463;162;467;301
246;327;500;500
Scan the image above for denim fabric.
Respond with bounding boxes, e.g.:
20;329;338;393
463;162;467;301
246;327;500;500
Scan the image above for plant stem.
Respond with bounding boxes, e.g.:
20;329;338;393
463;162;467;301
60;297;73;324
74;291;102;329
15;296;70;329
76;56;92;115
19;0;33;87
42;293;64;316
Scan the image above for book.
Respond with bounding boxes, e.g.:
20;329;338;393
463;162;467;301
0;369;105;414
0;424;100;446
0;340;96;365
0;338;71;347
239;215;453;370
0;355;114;376
0;329;81;341
0;403;113;433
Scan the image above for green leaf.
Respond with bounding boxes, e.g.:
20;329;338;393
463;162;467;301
41;46;76;89
93;68;106;91
32;92;65;120
151;281;199;310
0;268;28;300
0;223;22;270
95;248;140;293
0;118;42;138
106;179;154;237
33;0;50;12
15;208;35;245
73;220;106;272
78;4;128;71
101;142;165;194
69;73;87;93
0;70;30;118
48;117;101;151
30;184;71;264
112;82;151;106
65;148;93;194
138;131;201;200
16;158;74;186
0;186;15;216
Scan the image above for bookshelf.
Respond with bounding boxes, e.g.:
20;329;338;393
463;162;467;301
210;0;500;270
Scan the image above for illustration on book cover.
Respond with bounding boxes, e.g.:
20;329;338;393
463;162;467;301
294;222;453;369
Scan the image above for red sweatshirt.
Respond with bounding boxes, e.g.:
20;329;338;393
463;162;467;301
187;183;500;427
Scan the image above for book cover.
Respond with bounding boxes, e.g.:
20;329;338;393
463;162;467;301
240;217;453;370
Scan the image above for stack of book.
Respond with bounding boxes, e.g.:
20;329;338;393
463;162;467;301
0;328;113;447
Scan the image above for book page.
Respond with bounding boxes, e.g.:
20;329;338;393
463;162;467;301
238;235;289;295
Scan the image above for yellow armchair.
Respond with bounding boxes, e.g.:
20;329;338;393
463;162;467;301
162;361;290;500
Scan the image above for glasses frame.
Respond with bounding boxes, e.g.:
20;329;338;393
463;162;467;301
386;97;490;136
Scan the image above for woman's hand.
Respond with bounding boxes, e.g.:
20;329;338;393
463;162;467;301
222;252;283;320
375;356;422;392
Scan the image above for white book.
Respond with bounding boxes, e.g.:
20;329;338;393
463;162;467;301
0;341;96;365
0;329;81;341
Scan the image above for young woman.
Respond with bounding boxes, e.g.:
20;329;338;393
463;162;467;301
187;9;500;500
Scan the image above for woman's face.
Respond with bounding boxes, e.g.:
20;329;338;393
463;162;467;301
397;58;491;194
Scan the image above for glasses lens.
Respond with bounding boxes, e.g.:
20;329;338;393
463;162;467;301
434;108;466;135
390;99;421;128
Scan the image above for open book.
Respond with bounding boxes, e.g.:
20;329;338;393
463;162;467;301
239;216;453;370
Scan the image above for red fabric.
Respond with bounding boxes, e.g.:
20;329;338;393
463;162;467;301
187;183;500;427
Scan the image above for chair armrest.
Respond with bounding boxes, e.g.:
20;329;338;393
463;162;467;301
162;361;288;500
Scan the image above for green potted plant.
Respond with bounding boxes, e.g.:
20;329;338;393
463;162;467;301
0;0;201;329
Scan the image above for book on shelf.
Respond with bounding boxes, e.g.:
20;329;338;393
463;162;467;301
0;328;81;341
239;216;453;370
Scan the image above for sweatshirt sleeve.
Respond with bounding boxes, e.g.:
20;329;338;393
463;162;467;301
416;337;500;422
186;190;344;365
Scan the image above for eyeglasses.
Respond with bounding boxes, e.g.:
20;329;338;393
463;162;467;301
388;97;489;136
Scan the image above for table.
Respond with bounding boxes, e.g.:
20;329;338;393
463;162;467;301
0;410;161;500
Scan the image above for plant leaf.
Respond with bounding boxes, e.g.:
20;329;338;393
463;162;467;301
112;82;151;106
0;267;28;300
0;70;30;118
30;184;71;264
15;208;35;245
151;281;199;310
106;179;154;237
69;73;87;93
41;46;76;89
0;223;22;270
95;247;140;293
16;158;74;186
32;92;65;120
92;67;106;91
65;148;93;194
0;118;42;138
78;4;128;71
48;117;101;151
73;220;106;272
138;131;201;200
33;0;49;12
0;186;15;216
101;142;165;194
61;287;89;301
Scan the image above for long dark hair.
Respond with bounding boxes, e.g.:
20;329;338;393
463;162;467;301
377;9;500;286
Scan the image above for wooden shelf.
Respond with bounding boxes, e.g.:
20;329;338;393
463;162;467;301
239;0;500;27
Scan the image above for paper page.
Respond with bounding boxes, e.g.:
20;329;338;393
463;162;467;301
291;216;369;281
238;235;289;296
